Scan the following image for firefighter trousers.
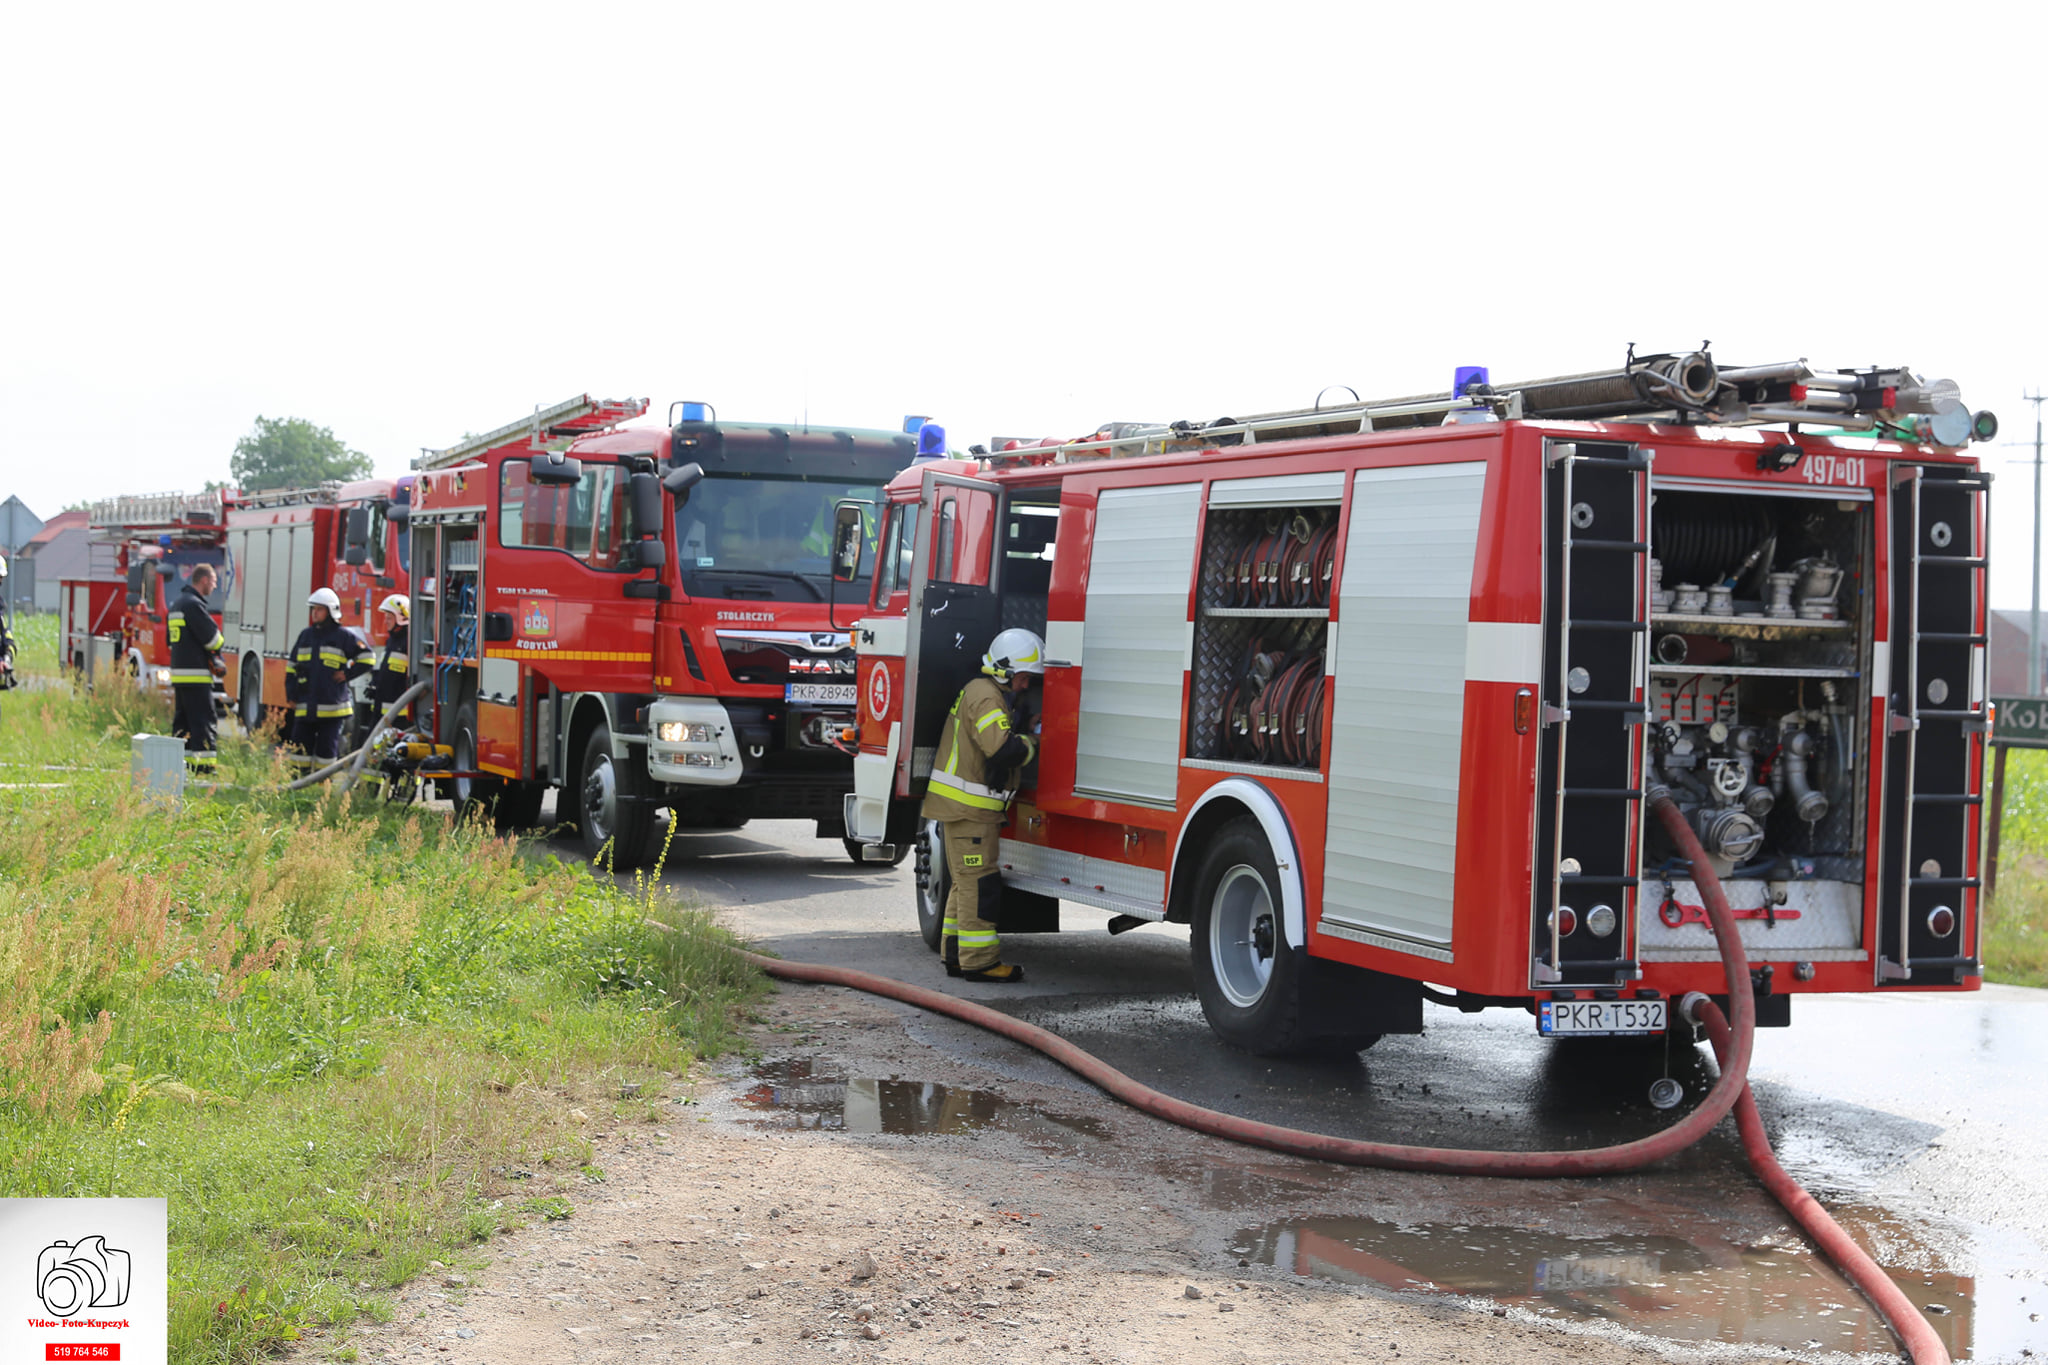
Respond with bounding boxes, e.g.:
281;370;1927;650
940;816;1006;972
171;683;217;770
293;714;346;761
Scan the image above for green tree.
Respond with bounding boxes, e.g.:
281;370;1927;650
231;416;373;492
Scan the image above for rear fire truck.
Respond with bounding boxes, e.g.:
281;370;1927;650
80;491;232;695
222;477;413;733
404;394;918;867
843;352;1997;1054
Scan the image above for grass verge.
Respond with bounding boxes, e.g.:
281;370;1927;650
0;617;764;1362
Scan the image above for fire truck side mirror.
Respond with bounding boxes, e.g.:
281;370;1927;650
629;472;664;540
831;502;865;584
342;507;372;565
125;562;144;606
529;453;584;486
661;461;705;505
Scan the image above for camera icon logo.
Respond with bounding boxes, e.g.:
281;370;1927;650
36;1236;132;1316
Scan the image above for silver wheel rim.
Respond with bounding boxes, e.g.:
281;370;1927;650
920;821;945;928
453;729;477;805
1210;864;1277;1009
583;752;618;843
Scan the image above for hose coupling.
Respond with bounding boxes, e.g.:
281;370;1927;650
1679;990;1713;1025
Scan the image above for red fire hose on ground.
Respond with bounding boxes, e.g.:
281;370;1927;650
742;796;1945;1363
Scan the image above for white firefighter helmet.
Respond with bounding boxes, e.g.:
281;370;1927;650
376;592;409;620
0;550;8;579
308;587;342;613
981;627;1046;682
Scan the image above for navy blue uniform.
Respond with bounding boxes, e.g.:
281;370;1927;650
167;582;225;768
287;619;371;760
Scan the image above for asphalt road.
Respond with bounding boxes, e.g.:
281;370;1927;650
613;816;2048;1362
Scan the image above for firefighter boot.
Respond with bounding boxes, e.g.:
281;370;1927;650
962;962;1025;983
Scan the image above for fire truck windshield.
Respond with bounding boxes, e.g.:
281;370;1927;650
164;546;230;611
676;474;883;603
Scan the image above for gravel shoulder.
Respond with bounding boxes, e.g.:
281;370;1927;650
323;981;1726;1365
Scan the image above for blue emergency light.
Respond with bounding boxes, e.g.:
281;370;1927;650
679;401;712;423
902;414;932;435
1454;366;1490;397
916;423;947;459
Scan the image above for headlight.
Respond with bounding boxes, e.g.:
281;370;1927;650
155;667;171;684
657;721;718;743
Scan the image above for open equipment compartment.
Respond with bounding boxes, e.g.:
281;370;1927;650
1639;482;1875;965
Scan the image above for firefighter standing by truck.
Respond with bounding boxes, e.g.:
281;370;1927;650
287;587;370;760
167;563;225;769
920;628;1045;983
366;593;412;724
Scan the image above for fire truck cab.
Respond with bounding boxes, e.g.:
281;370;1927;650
83;491;233;696
405;396;916;867
845;354;1996;1055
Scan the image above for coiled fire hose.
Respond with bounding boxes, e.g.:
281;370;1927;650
743;794;1946;1363
283;680;430;792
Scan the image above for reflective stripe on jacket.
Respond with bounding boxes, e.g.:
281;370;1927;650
369;622;411;705
288;620;370;718
167;585;225;685
920;676;1034;822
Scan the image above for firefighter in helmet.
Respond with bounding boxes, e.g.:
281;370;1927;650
366;593;412;722
287;587;371;760
166;562;225;769
920;627;1044;983
0;552;17;692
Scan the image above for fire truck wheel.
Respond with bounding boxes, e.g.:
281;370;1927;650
1190;818;1309;1056
445;702;501;811
578;723;657;871
914;820;947;952
238;658;265;735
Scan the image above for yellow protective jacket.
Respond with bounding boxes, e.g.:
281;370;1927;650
921;676;1036;822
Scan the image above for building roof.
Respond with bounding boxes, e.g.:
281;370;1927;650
19;510;87;553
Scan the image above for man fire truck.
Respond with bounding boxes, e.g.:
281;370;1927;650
84;491;232;697
222;477;412;735
400;394;920;868
839;351;1998;1055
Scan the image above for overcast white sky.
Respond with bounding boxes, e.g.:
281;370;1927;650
5;2;2046;604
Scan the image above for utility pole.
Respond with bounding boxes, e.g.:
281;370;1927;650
2031;391;2047;696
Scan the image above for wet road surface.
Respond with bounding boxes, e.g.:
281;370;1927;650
619;817;2048;1362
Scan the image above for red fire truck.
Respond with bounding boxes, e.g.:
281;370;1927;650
403;394;919;866
78;491;233;694
222;477;413;732
842;352;1997;1053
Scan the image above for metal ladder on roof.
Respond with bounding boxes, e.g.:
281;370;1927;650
1534;439;1653;988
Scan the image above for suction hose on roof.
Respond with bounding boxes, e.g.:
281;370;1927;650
743;794;1946;1363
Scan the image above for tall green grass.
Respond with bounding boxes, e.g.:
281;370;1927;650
0;633;764;1362
1987;747;2048;987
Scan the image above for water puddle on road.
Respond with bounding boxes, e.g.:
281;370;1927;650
738;1060;1110;1150
1231;1213;2019;1358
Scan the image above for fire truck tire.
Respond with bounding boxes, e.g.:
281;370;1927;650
1189;819;1315;1056
914;820;948;952
444;702;501;811
577;723;657;870
238;657;265;734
